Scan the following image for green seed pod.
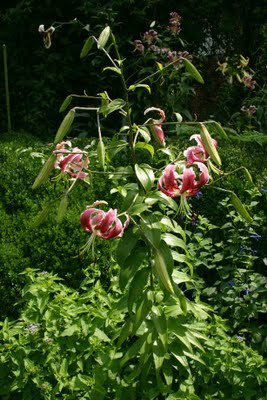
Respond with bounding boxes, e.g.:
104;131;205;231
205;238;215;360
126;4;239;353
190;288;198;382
59;95;72;113
200;123;222;166
230;193;253;223
153;249;174;294
183;58;204;84
32;204;50;228
57;195;68;223
54;109;75;144
32;155;56;189
80;36;94;59
97;140;105;170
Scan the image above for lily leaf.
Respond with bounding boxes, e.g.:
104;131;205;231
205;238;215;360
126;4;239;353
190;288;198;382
135;163;154;191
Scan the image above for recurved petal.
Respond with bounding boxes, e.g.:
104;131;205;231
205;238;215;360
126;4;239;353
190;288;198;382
100;218;123;239
95;208;117;233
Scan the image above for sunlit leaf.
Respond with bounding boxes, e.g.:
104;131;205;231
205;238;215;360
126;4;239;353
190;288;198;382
141;214;161;248
135;142;154;157
103;66;121;75
128;84;151;94
135;163;154;192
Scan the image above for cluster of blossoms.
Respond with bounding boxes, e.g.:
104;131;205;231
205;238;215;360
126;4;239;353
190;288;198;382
169;12;182;34
133;12;191;68
216;55;257;90
53;141;89;180
157;122;217;214
241;104;257;116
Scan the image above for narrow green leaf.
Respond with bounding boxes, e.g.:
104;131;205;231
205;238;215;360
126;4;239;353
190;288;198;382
121;189;139;213
153;240;174;294
200;123;221;166
128;84;151;94
151;307;168;351
32;154;56;189
54;109;76;144
120;331;149;367
145;192;179;212
80;36;95;58
135;163;154;191
97;26;111;49
59;95;72;112
103;66;121;75
93;328;110;342
128;268;150;314
141;214;161;248
162;233;187;251
117;319;132;347
183;58;204;84
230;193;253;223
119;246;147;291
135;142;154;157
136;126;151;143
99;98;126;117
132;292;153;333
117;228;139;267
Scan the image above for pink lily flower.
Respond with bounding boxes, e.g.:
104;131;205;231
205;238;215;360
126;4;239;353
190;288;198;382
185;134;218;164
53;141;89;180
80;206;129;240
184;145;207;165
158;162;209;198
144;107;166;146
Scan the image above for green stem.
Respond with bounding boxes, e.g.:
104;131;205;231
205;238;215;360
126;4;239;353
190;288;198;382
111;33;136;165
212;167;249;185
3;44;11;132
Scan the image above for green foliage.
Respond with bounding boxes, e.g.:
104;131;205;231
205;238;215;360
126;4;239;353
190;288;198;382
0;270;266;399
0;132;115;319
0;15;266;400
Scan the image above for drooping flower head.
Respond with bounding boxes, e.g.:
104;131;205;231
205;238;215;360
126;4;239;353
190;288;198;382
144;107;166;146
53;141;89;180
158;162;209;199
38;24;55;49
158;162;209;215
184;134;218;165
133;39;145;53
242;74;256;90
80;202;129;240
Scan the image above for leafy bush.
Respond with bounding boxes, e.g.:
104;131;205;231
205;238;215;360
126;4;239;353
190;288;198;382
0;132;114;319
0;270;266;399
